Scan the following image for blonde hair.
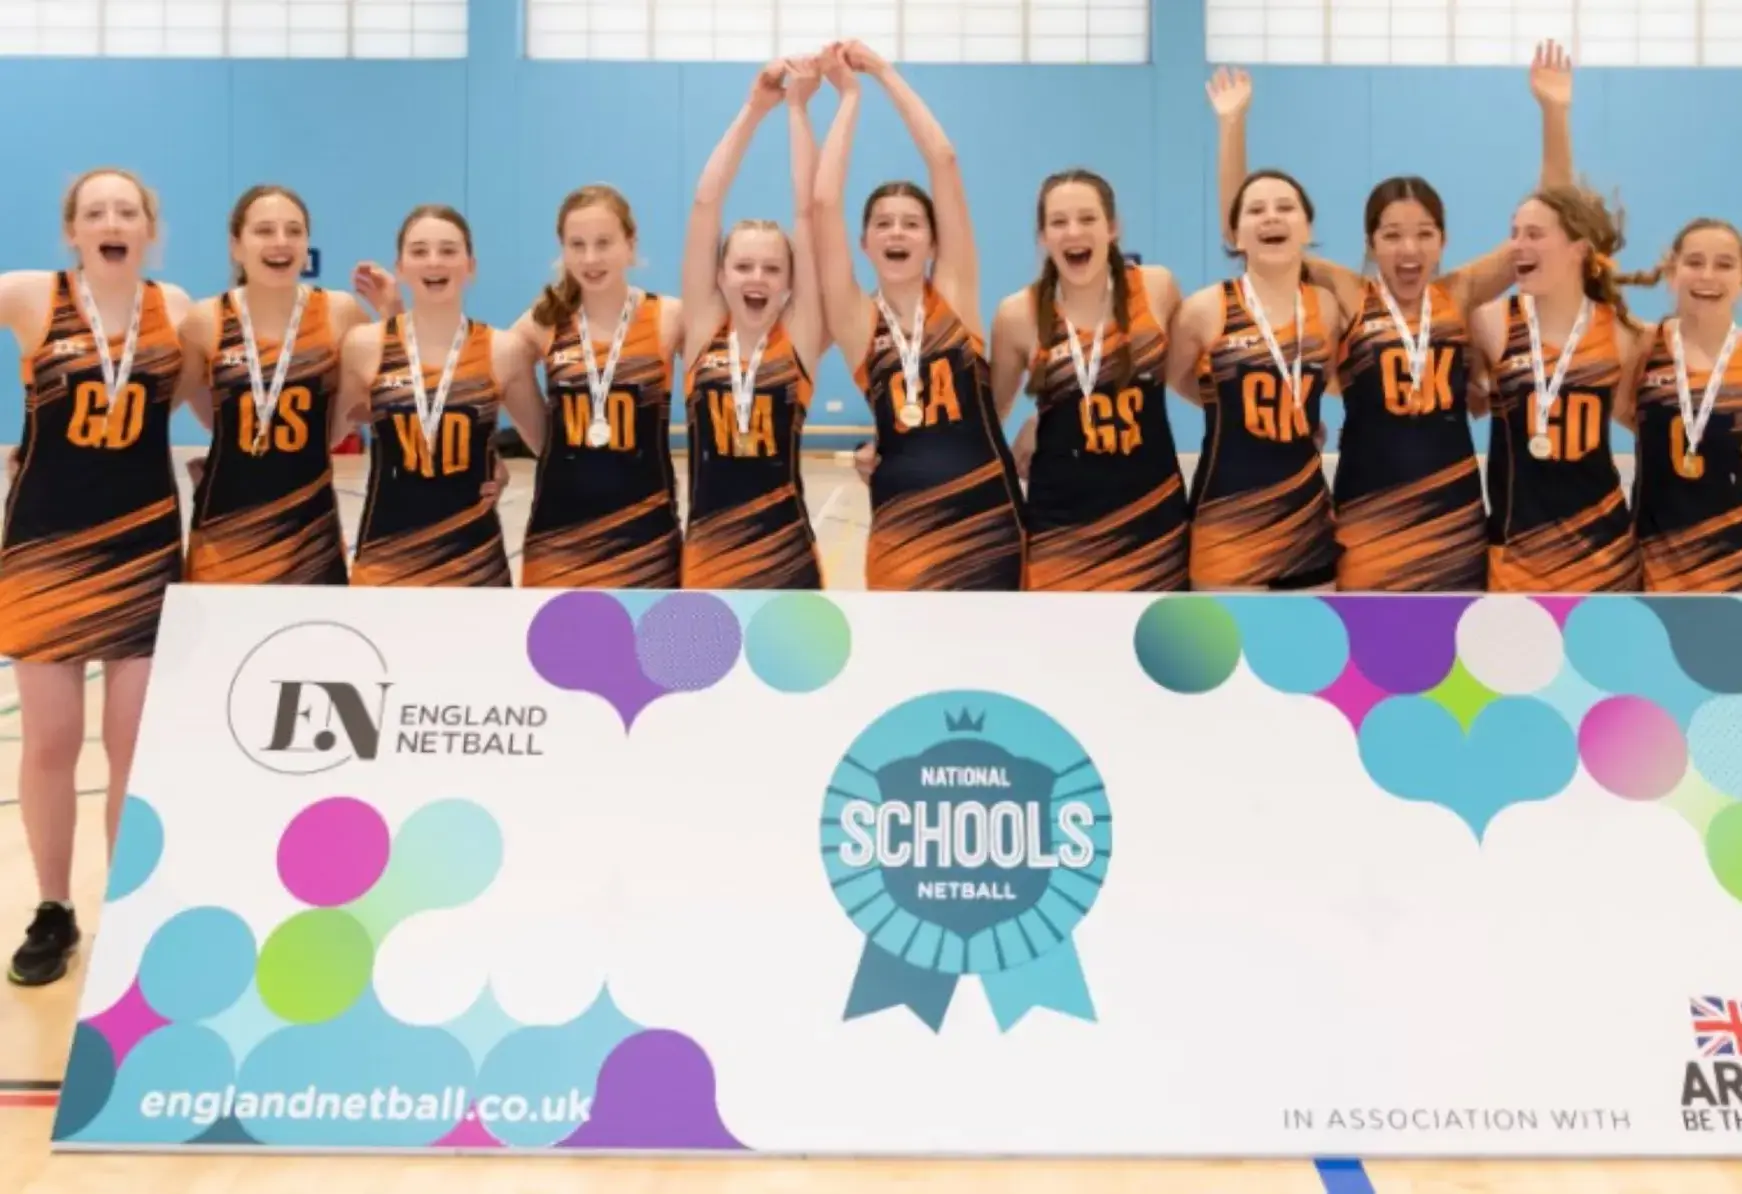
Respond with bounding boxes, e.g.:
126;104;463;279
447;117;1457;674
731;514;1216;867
62;166;159;234
719;218;794;271
1615;217;1742;290
1521;183;1638;328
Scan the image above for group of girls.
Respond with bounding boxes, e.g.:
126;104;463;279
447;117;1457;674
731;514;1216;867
4;37;1742;986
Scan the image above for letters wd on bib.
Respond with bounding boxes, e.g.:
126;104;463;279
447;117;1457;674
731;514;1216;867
50;585;1742;1158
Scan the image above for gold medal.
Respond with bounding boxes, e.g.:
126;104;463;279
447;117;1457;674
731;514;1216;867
586;421;610;448
734;428;753;457
1528;433;1553;460
898;403;923;429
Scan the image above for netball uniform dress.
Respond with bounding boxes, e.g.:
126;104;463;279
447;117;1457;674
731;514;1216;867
350;315;511;587
682;319;822;589
1189;279;1338;589
1486;296;1639;592
1332;280;1487;591
855;284;1026;590
0;272;183;660
186;287;348;585
1025;267;1188;591
1631;321;1742;592
522;291;682;589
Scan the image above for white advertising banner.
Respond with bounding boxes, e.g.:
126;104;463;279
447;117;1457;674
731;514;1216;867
51;584;1742;1157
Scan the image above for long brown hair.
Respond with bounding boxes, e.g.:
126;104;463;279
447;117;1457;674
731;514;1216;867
531;185;638;328
1523;184;1639;328
1615;216;1742;290
862;181;937;239
1224;168;1315;284
1028;169;1133;396
229;184;310;285
396;204;473;256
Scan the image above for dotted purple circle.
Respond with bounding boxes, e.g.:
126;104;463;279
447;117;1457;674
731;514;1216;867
277;797;391;907
635;594;742;692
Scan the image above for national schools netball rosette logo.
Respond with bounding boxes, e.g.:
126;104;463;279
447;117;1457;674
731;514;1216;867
819;691;1112;1033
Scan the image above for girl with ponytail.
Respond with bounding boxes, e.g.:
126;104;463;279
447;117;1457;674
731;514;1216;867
508;184;687;588
989;169;1190;590
1467;184;1644;592
1620;218;1742;591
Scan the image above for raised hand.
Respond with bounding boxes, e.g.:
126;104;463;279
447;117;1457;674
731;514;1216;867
1205;65;1251;120
786;54;822;106
351;261;397;317
821;41;856;92
841;39;889;78
1530;39;1572;109
750;58;787;113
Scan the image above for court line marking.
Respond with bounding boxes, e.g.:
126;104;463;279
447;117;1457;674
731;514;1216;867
1314;1157;1376;1193
0;1080;61;1092
0;787;103;809
0;1092;57;1110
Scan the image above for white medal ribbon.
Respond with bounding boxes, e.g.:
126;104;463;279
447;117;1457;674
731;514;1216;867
1059;275;1112;400
76;270;144;405
1523;294;1591;444
875;291;925;416
233;284;310;452
727;328;769;436
1240;273;1305;413
402;313;470;452
580;289;641;441
1671;318;1739;464
1379;281;1432;398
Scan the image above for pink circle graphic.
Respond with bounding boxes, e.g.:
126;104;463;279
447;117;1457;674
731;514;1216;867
1578;696;1687;801
277;797;392;906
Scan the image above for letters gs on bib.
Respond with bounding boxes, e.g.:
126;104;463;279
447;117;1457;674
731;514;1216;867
820;690;1112;1033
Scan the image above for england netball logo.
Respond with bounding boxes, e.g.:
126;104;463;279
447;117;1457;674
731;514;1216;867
226;621;393;776
820;690;1111;1033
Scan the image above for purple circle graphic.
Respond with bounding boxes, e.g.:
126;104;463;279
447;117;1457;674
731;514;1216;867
558;1029;743;1150
526;592;666;727
277;797;390;907
1327;595;1472;694
635;594;742;692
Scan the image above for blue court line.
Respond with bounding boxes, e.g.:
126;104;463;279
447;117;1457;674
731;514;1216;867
1315;1158;1376;1194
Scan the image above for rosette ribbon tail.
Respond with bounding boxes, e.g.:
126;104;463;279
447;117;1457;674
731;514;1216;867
979;940;1095;1032
843;942;958;1032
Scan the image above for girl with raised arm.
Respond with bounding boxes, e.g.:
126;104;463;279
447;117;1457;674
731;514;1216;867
0;167;193;986
177;185;400;585
337;204;543;587
816;40;1025;591
1167;170;1347;591
680;57;830;590
1619;220;1742;591
989;169;1188;591
1468;187;1643;592
511;185;686;589
1207;41;1573;591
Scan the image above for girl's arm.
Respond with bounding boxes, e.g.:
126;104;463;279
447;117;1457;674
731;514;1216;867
331;322;383;449
173;297;218;428
989;290;1034;423
1167;288;1223;407
1208;66;1366;318
493;325;548;456
848;40;982;338
1612;318;1649;433
1445;40;1574;312
681;61;788;363
784;54;828;374
814;44;875;371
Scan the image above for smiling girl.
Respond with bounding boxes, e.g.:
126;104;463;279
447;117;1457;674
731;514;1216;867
1169;169;1346;590
177;184;400;585
1209;41;1573;592
815;40;1025;591
1622;219;1742;591
0;167;193;985
511;185;685;589
339;204;544;587
679;57;829;590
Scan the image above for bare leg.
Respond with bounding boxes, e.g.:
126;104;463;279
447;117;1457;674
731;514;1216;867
101;657;154;862
14;661;87;902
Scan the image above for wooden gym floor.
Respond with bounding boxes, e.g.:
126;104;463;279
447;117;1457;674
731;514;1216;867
1;450;1737;1192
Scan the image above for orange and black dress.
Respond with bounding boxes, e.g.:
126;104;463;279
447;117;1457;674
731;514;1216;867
186;287;348;585
1189;278;1338;589
0;271;184;660
522;291;682;589
855;285;1026;591
351;315;511;587
1332;280;1487;591
1486;296;1639;592
682;319;822;589
1631;320;1742;592
1025;267;1188;591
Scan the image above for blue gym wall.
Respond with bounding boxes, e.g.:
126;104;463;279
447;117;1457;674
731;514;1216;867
0;0;1726;451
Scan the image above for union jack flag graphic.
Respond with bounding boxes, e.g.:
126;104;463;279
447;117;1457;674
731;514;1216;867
1691;996;1742;1057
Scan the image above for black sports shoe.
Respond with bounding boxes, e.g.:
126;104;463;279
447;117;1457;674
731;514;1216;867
7;903;81;987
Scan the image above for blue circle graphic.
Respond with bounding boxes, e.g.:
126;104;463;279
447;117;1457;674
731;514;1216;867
821;690;1111;979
